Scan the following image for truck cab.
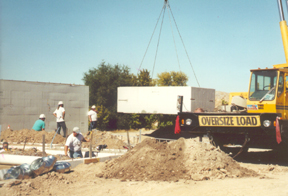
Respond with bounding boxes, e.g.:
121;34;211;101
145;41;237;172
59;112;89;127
248;68;288;120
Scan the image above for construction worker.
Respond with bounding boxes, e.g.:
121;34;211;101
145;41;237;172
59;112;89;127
53;101;66;138
88;105;98;134
32;114;46;131
1;142;10;151
64;127;90;158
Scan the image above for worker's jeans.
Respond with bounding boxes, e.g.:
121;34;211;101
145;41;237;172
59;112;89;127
69;150;83;158
57;122;66;137
89;121;97;131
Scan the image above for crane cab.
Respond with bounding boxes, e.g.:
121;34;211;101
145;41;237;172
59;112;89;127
247;68;288;120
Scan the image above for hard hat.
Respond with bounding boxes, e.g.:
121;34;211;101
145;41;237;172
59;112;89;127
39;114;46;118
58;101;63;105
73;127;81;133
91;105;96;109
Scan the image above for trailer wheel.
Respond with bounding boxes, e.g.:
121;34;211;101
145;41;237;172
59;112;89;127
209;133;249;157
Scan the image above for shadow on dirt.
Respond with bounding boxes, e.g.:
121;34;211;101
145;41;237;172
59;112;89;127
145;126;199;140
234;150;288;166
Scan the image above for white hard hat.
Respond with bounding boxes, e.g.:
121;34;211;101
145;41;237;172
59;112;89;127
73;127;81;133
39;114;46;118
91;105;96;109
58;101;63;105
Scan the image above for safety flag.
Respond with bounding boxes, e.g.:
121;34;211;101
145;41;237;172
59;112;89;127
276;117;282;144
174;115;181;134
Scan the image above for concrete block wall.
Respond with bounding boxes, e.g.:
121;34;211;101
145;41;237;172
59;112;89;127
0;80;89;134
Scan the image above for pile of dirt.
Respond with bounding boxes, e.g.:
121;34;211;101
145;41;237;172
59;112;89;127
82;131;127;149
98;138;258;181
0;129;66;144
215;91;229;109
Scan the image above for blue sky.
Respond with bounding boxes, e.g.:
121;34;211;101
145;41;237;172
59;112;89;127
0;0;287;92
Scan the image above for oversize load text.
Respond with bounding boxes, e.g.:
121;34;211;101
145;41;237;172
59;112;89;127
199;116;260;127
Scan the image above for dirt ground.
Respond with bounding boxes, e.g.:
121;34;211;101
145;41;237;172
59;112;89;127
0;129;66;145
1;129;288;196
0;129;128;150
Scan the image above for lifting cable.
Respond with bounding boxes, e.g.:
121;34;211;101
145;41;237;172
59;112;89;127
152;4;166;78
166;2;181;72
138;4;166;73
138;0;200;87
167;2;200;87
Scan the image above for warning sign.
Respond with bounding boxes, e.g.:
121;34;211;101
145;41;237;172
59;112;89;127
198;115;261;127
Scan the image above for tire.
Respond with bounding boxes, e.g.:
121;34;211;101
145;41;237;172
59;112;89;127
210;133;249;157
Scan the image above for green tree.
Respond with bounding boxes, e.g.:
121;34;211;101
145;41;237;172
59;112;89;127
95;105;110;130
136;69;154;86
83;62;134;129
155;71;188;86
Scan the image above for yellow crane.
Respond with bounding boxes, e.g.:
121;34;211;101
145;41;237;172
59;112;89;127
178;0;288;157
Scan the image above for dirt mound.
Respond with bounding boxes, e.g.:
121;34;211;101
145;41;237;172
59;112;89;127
82;131;127;149
215;91;229;109
0;129;65;144
99;138;258;181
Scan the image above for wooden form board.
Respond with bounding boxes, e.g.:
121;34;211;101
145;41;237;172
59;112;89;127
83;158;100;164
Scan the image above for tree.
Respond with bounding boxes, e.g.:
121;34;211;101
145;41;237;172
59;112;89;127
155;71;188;86
136;69;154;86
83;62;134;129
83;62;133;108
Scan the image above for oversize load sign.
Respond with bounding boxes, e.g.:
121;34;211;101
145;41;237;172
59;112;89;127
198;115;261;127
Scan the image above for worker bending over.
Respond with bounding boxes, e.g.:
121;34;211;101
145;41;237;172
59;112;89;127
64;127;90;158
32;114;46;131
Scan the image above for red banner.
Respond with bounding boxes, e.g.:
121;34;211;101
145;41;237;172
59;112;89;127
174;115;181;134
276;117;282;144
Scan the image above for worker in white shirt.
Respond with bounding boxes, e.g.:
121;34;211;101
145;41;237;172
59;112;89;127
88;105;98;134
53;101;67;137
64;127;90;158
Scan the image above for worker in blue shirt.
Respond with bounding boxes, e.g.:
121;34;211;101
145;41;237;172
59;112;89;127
32;114;46;131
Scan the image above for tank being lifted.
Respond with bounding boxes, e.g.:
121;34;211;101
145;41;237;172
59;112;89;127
117;86;215;115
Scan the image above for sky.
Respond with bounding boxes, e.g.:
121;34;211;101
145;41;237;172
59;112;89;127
0;0;287;93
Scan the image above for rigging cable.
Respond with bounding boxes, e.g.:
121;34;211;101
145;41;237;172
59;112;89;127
167;3;200;87
138;0;200;87
152;5;166;78
138;4;166;73
166;1;181;72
